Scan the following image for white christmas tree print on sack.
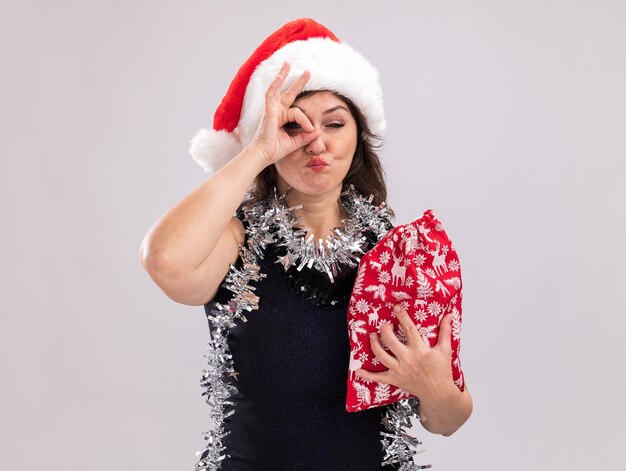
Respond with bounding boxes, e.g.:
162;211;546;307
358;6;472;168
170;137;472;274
345;209;466;412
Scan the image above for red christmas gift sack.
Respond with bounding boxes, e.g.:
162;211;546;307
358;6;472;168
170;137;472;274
346;209;465;412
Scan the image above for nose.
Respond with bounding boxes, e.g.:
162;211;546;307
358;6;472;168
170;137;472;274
305;133;326;155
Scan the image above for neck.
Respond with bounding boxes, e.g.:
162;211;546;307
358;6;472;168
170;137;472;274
279;185;347;239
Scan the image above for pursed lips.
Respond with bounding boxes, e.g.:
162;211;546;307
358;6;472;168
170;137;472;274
306;157;329;169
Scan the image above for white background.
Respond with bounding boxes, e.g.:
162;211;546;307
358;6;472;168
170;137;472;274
2;1;625;469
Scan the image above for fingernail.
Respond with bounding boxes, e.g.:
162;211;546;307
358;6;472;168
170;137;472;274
393;305;401;313
370;332;376;338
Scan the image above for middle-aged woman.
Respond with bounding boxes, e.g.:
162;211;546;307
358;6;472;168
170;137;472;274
140;18;472;470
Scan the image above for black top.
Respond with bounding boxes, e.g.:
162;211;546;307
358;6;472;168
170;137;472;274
203;209;394;470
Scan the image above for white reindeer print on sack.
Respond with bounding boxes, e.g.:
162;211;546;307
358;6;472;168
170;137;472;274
368;260;383;272
391;252;407;286
414;298;427;309
367;304;381;326
435;279;450;297
427;241;449;276
348;340;364;381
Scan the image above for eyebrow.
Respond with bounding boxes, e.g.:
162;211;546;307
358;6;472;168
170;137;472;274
322;105;350;115
292;105;350;115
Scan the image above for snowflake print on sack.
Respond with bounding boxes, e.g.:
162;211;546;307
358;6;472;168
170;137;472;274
346;209;465;413
427;301;443;318
378;271;391;284
379;251;391;265
415;309;428;323
355;299;370;314
448;259;460;272
413;253;426;267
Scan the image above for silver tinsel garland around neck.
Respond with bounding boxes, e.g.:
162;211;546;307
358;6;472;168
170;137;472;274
242;184;393;283
195;184;430;470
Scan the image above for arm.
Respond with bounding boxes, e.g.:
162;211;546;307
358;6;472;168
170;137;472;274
416;383;473;437
356;305;473;436
139;62;321;305
139;146;266;305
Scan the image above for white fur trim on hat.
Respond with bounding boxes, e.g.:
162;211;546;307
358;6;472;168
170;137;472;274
189;128;242;174
189;36;384;175
238;37;385;150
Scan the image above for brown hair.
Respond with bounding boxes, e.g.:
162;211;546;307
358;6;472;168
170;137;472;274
246;90;394;219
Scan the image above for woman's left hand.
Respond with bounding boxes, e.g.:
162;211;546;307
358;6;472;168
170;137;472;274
355;303;457;406
356;303;472;435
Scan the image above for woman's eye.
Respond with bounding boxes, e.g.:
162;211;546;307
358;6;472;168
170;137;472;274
327;122;344;128
283;122;301;131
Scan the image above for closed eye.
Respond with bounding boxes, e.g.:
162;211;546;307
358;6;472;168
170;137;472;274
327;122;344;128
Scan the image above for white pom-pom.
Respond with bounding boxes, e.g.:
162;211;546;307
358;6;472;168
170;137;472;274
189;128;242;174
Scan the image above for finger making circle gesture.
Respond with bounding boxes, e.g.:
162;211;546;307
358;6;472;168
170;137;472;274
251;61;322;166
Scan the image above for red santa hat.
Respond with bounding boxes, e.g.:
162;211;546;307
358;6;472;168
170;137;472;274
189;18;386;174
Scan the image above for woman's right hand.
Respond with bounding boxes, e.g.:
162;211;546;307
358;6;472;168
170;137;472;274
249;62;321;167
